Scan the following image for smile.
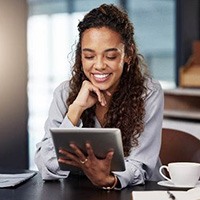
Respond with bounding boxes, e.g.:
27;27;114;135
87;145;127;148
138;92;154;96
92;73;111;82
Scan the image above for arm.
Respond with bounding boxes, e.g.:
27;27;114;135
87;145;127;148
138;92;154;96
35;80;108;180
114;79;164;189
34;81;80;180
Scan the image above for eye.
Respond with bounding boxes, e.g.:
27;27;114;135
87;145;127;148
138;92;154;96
106;52;118;60
84;56;94;60
106;56;117;60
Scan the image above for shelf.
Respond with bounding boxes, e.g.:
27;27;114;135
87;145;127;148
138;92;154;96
164;110;200;120
164;88;200;120
164;88;200;96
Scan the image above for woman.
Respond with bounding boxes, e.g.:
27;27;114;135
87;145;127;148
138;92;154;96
35;4;164;189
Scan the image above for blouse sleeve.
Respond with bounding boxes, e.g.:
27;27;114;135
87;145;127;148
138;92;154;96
34;81;83;180
114;79;164;189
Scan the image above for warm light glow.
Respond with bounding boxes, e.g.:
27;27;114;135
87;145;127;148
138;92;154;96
27;12;85;170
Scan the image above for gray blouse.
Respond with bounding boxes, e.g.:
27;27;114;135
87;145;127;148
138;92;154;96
35;78;164;189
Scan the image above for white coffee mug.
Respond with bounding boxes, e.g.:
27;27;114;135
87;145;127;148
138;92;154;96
159;162;200;187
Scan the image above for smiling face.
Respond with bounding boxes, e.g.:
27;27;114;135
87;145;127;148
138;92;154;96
81;27;127;93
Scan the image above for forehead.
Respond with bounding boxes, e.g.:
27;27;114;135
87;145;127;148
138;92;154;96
81;27;124;50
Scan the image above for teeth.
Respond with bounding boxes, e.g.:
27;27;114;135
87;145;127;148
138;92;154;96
93;74;109;78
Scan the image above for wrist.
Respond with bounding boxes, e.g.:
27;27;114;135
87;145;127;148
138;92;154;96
67;103;85;126
102;173;118;190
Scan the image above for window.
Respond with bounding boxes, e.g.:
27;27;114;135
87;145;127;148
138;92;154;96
127;0;175;89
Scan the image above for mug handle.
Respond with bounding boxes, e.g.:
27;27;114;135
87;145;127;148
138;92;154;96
159;165;172;182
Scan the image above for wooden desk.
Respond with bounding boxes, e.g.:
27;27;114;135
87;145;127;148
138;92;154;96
0;172;177;200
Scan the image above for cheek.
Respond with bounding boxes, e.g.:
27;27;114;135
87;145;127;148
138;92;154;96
82;67;89;76
113;59;125;72
117;55;126;66
82;65;91;80
82;60;90;71
116;62;125;77
82;58;93;68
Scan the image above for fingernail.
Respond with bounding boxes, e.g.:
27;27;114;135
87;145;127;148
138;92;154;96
69;143;74;148
110;152;114;157
102;102;106;106
86;143;90;147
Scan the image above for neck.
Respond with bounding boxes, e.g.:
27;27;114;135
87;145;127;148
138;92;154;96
95;102;109;127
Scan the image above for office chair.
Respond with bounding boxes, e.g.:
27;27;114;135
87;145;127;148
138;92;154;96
160;128;200;165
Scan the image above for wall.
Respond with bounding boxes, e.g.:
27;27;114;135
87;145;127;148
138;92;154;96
0;0;28;169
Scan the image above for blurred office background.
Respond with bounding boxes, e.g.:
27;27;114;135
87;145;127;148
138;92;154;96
27;0;175;169
0;0;199;170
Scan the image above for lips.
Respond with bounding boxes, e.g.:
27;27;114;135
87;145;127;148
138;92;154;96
92;73;111;82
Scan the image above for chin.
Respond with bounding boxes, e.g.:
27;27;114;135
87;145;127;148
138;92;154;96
91;82;106;90
96;86;108;91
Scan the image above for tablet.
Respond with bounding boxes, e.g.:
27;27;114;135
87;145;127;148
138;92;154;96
50;128;125;172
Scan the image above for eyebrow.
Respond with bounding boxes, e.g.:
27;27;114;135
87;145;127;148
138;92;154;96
82;48;119;53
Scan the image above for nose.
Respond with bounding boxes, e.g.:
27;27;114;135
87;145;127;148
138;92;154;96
94;57;106;70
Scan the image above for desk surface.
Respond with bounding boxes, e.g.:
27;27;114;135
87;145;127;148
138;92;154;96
0;172;184;200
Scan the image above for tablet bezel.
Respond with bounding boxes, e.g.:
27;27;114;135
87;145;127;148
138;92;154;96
50;128;125;172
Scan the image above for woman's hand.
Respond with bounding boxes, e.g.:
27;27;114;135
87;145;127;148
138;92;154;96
58;143;115;187
67;80;111;126
73;80;109;109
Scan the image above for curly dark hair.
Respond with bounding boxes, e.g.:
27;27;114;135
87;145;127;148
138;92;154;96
67;4;150;156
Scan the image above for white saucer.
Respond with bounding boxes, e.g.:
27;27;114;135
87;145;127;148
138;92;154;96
157;180;200;189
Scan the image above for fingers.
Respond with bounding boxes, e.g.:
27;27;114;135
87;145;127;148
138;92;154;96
58;148;79;163
86;143;114;166
106;151;114;161
85;143;96;160
59;143;114;174
82;80;108;107
105;90;112;97
58;157;79;168
58;146;89;168
62;144;90;161
90;87;107;106
69;143;87;162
